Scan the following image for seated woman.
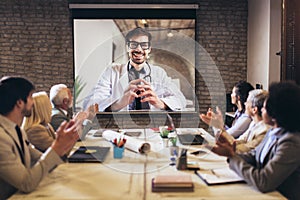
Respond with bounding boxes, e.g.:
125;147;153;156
201;80;254;138
206;82;300;199
22;91;56;152
202;89;269;153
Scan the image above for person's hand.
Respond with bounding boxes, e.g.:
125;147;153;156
110;79;142;111
73;111;88;123
86;104;97;120
138;79;166;109
51;120;79;157
199;107;224;129
208;131;236;157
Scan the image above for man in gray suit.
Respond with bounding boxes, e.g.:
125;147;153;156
49;84;95;140
202;82;300;199
49;84;74;131
0;77;79;199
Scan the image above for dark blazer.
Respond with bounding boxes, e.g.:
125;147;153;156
228;128;300;199
50;107;70;131
0;115;63;199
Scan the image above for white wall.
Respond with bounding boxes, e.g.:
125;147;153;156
247;0;281;89
74;20;126;108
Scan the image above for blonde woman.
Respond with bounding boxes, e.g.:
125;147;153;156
22;91;56;152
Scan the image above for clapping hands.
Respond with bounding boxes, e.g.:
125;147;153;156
51;120;79;157
199;106;224;129
209;130;236;157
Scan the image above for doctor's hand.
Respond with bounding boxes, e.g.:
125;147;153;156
110;79;142;111
138;80;166;110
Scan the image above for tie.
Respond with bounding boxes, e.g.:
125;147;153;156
128;67;150;110
135;91;142;110
15;125;25;164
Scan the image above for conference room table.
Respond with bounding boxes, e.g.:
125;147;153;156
10;128;286;200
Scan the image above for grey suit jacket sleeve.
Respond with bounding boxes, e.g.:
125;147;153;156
50;114;69;131
228;132;300;196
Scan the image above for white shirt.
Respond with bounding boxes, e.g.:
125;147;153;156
83;62;187;111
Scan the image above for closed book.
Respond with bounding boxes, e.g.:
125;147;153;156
152;175;194;188
151;178;194;192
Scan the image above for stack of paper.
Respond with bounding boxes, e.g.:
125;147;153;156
151;175;194;192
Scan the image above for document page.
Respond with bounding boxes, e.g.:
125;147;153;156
195;166;244;185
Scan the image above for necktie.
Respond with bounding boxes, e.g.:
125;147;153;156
15;125;25;164
128;67;150;110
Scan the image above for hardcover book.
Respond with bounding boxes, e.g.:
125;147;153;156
151;175;194;192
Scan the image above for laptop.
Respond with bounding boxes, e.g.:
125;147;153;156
68;146;110;163
177;134;205;145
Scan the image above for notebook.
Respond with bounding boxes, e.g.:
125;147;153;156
194;167;245;185
68;146;110;163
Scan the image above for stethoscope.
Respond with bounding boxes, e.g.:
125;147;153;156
127;61;152;83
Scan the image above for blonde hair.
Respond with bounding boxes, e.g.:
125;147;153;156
22;91;52;130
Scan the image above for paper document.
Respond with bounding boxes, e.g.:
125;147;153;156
195;166;244;185
102;130;150;154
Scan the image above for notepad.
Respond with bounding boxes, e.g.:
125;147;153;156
151;175;194;192
68;146;110;163
195;167;245;185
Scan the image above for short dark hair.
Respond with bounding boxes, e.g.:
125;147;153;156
0;76;35;115
125;27;152;43
266;81;300;132
234;80;254;112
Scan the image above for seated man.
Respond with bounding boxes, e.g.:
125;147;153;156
50;84;95;140
82;27;186;112
201;89;269;153
204;82;300;199
0;76;79;199
50;84;76;130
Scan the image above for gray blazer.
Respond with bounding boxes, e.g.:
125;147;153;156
228;128;300;199
50;107;70;131
0;115;63;199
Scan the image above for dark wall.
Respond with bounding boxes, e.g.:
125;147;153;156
0;0;248;128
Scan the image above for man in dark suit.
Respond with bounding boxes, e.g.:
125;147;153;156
202;81;300;200
0;76;79;199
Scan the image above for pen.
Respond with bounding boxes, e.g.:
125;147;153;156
211;169;220;178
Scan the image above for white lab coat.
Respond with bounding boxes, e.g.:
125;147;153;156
83;62;186;111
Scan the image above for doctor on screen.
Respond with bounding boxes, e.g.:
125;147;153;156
83;27;186;112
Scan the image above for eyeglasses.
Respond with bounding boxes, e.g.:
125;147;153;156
127;41;150;50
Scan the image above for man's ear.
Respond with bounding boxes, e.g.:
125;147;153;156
62;98;69;106
252;106;258;115
16;99;24;108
